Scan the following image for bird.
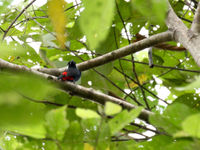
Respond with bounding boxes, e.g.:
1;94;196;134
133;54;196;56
58;60;81;83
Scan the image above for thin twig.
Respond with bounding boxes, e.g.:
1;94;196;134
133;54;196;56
115;0;149;109
17;91;77;108
65;3;81;11
130;122;161;134
122;129;149;138
12;16;48;28
113;25;139;104
0;27;5;32
136;59;187;91
178;16;192;23
33;18;55;36
93;68;142;106
114;67;169;104
190;0;198;8
122;59;200;73
183;0;195;13
2;0;37;40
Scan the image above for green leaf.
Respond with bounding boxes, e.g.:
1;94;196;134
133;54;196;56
0;72;58;138
62;121;84;149
96;121;111;150
96;62;113;76
150;103;196;135
182;113;200;138
17;138;58;150
110;140;137;150
95;28;120;53
81;118;110;149
132;0;167;24
105;102;122;116
109;107;143;135
170;0;185;15
150;113;179;135
81;69;125;97
165;139;196;150
68;96;97;111
81;118;101;144
152;0;168;24
0;72;55;100
0;134;21;150
0;41;41;65
136;135;172;150
173;130;190;138
45;106;69;140
81;70;111;90
76;108;100;119
163;103;195;126
80;0;115;49
177;76;200;91
82;119;111;149
0;0;13;14
175;94;200;110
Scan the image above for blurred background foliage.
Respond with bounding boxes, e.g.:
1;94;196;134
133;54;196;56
0;0;200;149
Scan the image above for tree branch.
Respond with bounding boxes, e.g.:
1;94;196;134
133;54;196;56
166;3;200;67
0;58;152;122
134;33;186;51
191;1;200;33
36;31;173;76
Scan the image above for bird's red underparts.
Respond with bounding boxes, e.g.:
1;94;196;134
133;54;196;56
61;71;74;81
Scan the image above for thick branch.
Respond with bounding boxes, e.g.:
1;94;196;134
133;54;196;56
134;33;186;51
36;31;173;76
0;58;152;122
191;2;200;33
166;4;200;66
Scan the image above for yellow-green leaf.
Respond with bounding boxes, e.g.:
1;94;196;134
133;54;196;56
48;0;67;48
182;113;200;138
105;102;122;116
128;74;147;88
76;108;100;119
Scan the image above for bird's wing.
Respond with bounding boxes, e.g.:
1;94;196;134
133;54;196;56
66;68;81;81
66;68;78;77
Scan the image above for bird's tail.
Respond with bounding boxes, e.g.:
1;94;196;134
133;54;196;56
57;75;63;80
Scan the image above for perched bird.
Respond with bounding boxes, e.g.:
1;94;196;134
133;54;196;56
58;60;81;82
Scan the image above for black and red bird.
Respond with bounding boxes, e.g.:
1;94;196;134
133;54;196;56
58;60;81;82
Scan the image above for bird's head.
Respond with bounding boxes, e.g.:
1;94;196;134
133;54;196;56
68;60;76;68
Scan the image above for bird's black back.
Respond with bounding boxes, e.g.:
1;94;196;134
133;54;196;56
66;65;81;81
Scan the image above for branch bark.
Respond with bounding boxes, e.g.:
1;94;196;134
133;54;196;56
191;2;200;33
134;33;186;51
166;3;200;67
0;58;153;122
36;31;173;76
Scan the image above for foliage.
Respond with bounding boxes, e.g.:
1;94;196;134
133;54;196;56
0;0;200;149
